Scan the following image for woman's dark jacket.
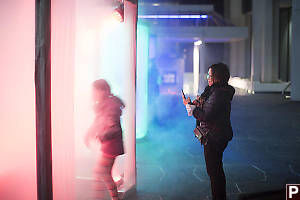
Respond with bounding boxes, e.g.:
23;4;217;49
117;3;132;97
193;83;235;145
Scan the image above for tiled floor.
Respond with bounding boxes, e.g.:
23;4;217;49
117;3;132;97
135;92;300;200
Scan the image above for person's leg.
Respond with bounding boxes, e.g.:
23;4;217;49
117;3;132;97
94;155;119;200
92;162;107;200
204;141;227;200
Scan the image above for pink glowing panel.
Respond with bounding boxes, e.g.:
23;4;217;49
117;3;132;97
51;0;76;199
0;1;136;199
0;1;37;200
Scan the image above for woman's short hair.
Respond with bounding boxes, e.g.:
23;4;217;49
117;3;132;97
93;79;111;94
209;63;230;85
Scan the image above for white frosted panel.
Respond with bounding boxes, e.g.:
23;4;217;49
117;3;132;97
74;1;137;198
98;1;137;189
0;1;37;200
123;2;137;189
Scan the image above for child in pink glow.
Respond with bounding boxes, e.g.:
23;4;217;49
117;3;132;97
85;79;125;200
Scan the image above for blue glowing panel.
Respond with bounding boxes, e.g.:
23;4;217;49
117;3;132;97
136;24;149;139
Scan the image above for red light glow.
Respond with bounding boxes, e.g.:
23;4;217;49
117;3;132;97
113;5;124;22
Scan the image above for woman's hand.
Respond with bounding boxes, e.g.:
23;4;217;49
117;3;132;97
192;96;204;107
182;94;191;105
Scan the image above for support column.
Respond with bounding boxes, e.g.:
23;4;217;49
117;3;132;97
291;0;300;100
261;0;273;82
199;42;206;94
193;41;207;95
193;44;200;95
230;41;246;77
229;0;246;78
251;0;273;84
272;0;280;81
35;0;53;200
251;0;262;83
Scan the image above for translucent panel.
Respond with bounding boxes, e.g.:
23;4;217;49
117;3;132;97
136;24;149;139
0;1;37;200
73;1;137;199
0;1;136;199
51;0;76;199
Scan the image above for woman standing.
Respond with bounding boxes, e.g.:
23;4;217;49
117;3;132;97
183;63;235;200
85;79;125;200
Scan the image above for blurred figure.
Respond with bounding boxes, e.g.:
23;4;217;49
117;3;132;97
85;79;125;200
182;63;235;200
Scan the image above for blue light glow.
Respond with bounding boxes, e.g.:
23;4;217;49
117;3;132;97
138;14;208;19
136;24;149;139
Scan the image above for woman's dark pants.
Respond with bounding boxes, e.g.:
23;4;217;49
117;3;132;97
204;140;228;200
